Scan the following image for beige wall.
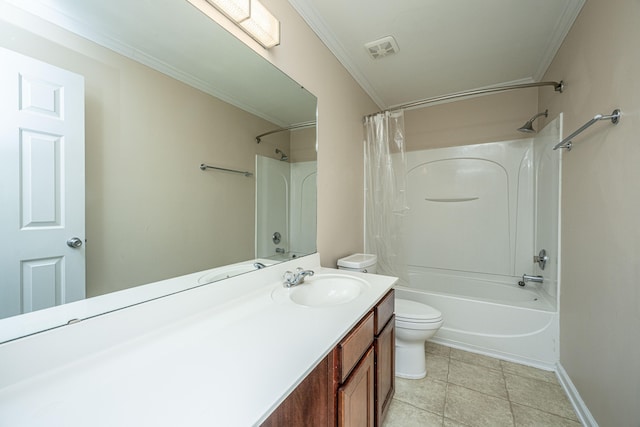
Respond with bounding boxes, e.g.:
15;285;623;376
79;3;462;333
404;88;538;150
0;20;292;296
539;1;640;425
289;127;317;163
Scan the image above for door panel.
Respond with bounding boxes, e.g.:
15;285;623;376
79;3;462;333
0;47;85;319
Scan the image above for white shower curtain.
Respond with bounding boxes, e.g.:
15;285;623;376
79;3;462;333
364;110;409;284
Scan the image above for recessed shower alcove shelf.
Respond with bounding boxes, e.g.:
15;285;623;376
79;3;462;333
200;163;253;177
553;109;622;151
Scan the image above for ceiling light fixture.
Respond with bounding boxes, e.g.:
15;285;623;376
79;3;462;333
202;0;280;49
205;0;250;22
240;0;280;49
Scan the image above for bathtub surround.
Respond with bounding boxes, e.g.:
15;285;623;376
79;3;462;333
255;155;317;258
396;117;562;367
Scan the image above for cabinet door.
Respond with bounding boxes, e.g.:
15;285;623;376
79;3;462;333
375;316;395;426
338;347;374;427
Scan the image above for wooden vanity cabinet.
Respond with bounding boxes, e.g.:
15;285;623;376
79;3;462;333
261;289;395;427
335;289;395;427
374;290;395;425
261;354;332;427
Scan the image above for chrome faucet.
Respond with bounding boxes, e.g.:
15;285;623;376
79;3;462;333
518;274;544;286
283;267;315;287
253;262;267;269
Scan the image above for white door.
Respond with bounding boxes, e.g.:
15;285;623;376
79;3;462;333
0;48;85;319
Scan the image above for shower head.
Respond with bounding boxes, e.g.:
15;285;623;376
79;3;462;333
275;148;288;161
517;109;549;133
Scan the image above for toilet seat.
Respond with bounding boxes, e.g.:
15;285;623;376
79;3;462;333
395;299;442;323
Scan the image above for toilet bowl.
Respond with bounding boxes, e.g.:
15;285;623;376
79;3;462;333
395;298;444;379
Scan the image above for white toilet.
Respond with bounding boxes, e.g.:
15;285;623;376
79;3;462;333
394;298;443;379
337;254;444;380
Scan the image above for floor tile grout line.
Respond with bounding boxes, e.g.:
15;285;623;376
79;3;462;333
509;400;583;424
388;396;446;421
501;360;517;427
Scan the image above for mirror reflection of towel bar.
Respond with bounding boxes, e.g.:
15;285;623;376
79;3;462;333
200;163;253;177
425;197;479;202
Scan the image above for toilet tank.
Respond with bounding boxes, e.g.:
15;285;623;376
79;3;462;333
337;253;377;274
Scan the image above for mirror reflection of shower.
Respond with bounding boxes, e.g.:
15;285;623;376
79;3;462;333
275;148;288;161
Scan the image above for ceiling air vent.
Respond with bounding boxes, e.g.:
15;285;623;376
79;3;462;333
364;36;399;59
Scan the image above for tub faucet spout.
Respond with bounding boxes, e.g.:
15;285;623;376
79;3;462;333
519;274;544;286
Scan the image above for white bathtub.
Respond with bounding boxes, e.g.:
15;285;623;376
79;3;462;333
397;268;559;368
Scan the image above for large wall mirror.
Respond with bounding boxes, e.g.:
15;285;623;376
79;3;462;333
0;0;317;342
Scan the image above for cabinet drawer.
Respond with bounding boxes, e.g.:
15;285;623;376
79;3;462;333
374;289;394;335
338;311;374;383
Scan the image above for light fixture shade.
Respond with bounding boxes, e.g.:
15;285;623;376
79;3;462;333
240;0;280;48
205;0;250;22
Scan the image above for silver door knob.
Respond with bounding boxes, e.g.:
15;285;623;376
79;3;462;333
67;237;83;248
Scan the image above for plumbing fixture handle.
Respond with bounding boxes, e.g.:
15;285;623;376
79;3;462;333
533;249;549;270
283;268;315;287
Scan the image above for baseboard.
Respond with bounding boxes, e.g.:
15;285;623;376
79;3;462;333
555;362;599;427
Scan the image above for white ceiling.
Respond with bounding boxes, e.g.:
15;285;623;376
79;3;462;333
288;0;585;109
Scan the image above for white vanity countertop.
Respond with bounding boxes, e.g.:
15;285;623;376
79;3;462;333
0;254;396;426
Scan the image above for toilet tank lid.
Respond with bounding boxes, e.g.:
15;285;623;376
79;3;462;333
395;298;442;321
337;253;377;269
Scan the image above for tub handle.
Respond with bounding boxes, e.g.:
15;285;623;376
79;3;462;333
533;249;549;270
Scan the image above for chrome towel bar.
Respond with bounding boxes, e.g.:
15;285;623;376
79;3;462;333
554;109;621;151
200;163;253;177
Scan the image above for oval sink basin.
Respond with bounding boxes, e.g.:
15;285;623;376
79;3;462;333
273;274;369;307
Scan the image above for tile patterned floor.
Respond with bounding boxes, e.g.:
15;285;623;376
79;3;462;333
383;342;582;427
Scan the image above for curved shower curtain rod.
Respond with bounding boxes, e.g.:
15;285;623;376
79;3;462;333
364;80;564;119
255;121;316;144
